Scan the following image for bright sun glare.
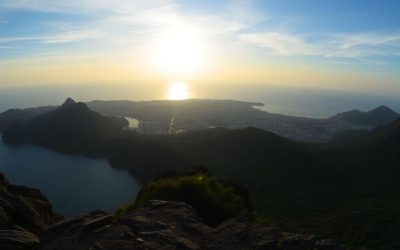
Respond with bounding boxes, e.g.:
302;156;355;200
168;81;190;100
152;27;207;76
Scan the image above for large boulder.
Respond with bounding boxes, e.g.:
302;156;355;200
0;172;62;249
0;172;62;233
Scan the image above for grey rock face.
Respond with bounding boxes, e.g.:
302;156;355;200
0;172;62;233
0;172;347;250
0;172;62;250
41;200;347;250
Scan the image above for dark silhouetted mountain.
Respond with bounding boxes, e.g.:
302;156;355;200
0;106;56;131
2;99;128;153
331;105;399;126
61;97;76;108
88;100;400;142
24;98;128;137
2;99;398;142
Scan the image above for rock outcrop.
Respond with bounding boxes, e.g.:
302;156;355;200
0;173;62;233
0;172;62;249
41;200;347;250
0;172;346;249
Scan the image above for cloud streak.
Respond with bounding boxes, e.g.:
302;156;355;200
239;31;400;59
336;33;400;49
0;30;99;45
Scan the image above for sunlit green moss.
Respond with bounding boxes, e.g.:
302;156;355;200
115;173;253;226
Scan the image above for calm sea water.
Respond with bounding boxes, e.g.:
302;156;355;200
0;137;141;217
194;85;400;118
246;89;400;118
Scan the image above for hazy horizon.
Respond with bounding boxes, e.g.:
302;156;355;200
1;83;400;118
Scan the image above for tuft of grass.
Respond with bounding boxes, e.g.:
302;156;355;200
115;173;253;226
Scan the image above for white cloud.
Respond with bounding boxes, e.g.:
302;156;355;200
335;33;400;49
42;30;100;43
239;31;400;59
0;30;98;44
239;32;319;55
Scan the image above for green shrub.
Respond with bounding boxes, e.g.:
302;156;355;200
115;170;253;226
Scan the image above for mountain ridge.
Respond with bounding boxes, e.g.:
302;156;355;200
1;98;398;142
330;105;399;126
2;99;128;153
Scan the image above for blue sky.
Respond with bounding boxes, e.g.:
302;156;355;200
0;0;400;94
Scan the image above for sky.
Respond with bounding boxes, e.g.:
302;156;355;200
1;0;400;97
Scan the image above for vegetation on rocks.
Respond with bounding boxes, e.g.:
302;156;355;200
115;167;254;226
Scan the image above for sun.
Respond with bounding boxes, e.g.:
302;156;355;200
168;81;190;100
152;26;208;76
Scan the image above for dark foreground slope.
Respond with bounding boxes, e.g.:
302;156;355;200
3;100;400;248
152;123;400;249
41;200;345;250
0;172;346;250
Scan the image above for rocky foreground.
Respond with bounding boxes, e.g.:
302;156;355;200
0;172;62;249
0;173;346;249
